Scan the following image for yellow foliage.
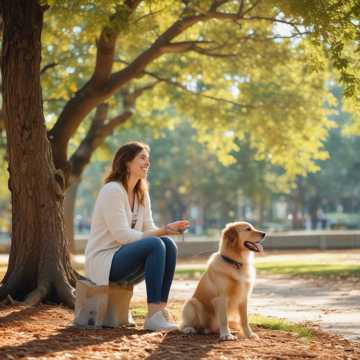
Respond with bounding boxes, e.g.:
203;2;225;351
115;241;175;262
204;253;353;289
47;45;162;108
38;0;357;183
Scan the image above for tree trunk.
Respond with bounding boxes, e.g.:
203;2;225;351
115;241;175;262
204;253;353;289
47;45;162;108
0;0;76;307
64;180;80;254
291;178;305;230
63;99;135;255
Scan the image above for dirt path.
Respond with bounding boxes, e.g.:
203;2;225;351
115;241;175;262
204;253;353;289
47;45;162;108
134;275;360;341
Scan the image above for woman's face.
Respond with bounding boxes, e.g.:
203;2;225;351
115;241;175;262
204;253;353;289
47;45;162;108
127;149;150;179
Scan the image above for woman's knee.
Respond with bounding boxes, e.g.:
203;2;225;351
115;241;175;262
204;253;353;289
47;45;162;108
145;236;166;253
160;236;178;255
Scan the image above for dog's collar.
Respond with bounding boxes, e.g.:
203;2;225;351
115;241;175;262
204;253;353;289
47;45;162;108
221;255;242;270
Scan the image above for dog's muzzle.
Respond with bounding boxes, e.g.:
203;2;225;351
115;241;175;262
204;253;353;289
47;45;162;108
244;231;266;252
244;241;264;252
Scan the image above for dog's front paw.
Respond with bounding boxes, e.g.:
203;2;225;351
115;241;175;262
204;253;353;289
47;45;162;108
219;332;237;341
182;326;197;335
246;332;259;340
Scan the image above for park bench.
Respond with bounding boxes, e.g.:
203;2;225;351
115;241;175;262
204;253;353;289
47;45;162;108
74;279;134;328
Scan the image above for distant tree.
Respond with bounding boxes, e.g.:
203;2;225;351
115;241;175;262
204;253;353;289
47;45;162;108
278;0;360;126
294;85;360;229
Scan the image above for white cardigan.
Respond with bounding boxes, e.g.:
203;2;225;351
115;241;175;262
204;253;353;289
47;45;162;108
85;181;157;285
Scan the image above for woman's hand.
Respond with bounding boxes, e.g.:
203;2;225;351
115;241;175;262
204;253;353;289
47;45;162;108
164;220;190;235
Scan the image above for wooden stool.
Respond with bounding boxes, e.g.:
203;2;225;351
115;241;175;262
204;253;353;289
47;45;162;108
74;279;134;328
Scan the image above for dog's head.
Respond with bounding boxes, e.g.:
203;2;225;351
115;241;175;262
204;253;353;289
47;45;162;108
220;221;266;254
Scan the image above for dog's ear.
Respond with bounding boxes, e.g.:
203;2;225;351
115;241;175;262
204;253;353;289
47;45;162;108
223;226;238;244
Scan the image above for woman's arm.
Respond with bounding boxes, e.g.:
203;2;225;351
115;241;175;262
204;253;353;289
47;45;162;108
142;223;188;238
142;227;168;238
142;191;190;237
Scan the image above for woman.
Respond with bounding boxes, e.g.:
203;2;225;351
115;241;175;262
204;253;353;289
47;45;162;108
85;141;189;331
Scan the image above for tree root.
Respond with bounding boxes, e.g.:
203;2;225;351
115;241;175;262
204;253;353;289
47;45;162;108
55;277;76;309
0;285;9;302
74;269;87;281
1;247;78;308
0;267;22;300
7;294;18;305
24;283;49;306
0;294;20;306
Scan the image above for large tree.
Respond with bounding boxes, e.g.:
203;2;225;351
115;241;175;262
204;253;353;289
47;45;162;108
0;0;75;306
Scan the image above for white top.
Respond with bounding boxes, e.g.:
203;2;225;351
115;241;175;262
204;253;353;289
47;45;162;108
84;181;157;285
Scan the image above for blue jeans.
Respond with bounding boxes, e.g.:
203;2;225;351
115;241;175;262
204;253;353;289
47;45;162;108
109;236;177;304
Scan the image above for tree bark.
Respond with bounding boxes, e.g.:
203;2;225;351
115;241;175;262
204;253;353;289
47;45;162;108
64;180;80;254
0;0;76;307
291;178;305;230
0;109;5;132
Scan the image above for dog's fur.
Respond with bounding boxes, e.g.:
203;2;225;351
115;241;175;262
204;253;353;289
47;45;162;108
180;221;265;341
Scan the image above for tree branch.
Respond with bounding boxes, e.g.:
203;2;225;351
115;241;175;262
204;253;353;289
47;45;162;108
49;1;279;174
160;40;214;53
40;62;57;75
190;46;240;58
84;1;144;85
243;15;303;27
105;13;207;94
209;0;234;12
242;0;262;16
48;12;207;173
0;109;6;131
48;2;143;171
115;59;256;109
69;82;157;181
90;27;118;85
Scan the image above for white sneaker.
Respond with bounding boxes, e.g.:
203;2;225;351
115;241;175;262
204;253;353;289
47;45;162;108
161;308;173;321
144;310;178;331
128;311;136;327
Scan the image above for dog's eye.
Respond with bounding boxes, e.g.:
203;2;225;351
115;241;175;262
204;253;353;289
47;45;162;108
246;228;251;231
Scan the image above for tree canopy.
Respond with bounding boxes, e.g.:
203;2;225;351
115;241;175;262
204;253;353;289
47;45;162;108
35;0;347;182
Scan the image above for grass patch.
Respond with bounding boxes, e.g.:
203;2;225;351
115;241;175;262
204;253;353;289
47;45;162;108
174;263;360;280
131;305;148;319
175;268;205;279
3;259;359;282
250;314;314;340
256;262;360;279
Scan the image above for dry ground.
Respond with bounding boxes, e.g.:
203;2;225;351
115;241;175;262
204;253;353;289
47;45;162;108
1;250;359;358
1;301;359;360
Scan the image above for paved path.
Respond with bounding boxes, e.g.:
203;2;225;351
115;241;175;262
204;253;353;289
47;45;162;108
134;275;360;341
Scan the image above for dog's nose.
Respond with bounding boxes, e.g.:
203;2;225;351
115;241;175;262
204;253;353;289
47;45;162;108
261;232;266;239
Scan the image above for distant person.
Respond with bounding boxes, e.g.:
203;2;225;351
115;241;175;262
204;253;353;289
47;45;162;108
85;141;189;331
304;213;312;230
317;208;328;229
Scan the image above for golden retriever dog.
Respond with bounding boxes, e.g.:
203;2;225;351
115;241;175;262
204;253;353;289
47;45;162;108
180;221;265;341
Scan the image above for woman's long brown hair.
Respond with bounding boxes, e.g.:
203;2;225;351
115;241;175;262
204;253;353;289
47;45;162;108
105;141;149;205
